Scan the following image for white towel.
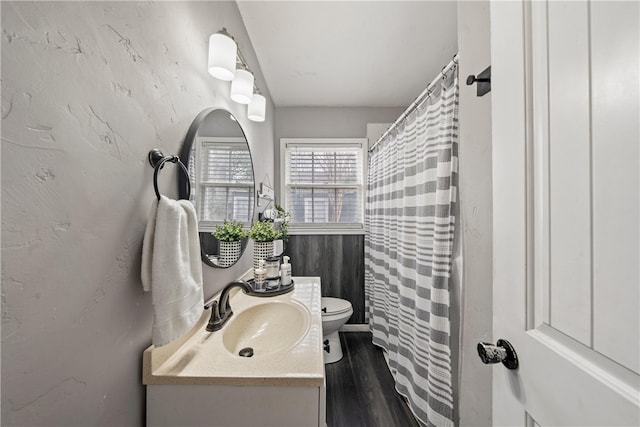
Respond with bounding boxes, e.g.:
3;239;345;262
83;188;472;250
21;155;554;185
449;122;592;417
141;195;204;347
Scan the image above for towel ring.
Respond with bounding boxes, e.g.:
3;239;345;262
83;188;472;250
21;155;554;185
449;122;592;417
148;149;191;201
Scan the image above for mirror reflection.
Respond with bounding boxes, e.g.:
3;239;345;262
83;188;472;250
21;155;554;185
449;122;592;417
179;109;255;268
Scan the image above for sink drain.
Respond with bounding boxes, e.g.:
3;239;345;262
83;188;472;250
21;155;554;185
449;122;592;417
238;347;254;358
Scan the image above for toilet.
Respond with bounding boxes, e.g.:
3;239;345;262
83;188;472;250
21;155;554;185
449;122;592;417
321;297;353;364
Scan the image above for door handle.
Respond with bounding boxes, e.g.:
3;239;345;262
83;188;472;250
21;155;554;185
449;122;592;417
477;339;519;370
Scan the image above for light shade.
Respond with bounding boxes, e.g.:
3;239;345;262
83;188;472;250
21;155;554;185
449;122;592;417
230;69;254;104
248;94;266;122
208;32;237;81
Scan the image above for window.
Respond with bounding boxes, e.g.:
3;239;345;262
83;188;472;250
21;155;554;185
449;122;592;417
281;138;366;234
190;137;254;232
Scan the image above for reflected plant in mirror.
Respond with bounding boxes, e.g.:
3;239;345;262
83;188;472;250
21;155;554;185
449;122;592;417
179;108;255;268
213;220;248;267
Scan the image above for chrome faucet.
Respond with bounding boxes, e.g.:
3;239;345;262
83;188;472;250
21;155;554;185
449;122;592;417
206;280;253;332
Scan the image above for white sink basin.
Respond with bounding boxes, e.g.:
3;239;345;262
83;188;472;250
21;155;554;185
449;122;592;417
222;301;310;357
142;278;324;387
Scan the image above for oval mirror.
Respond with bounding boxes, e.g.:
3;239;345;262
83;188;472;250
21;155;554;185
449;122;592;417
179;108;255;268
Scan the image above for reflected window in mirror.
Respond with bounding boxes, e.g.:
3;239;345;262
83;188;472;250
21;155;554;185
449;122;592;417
191;137;254;230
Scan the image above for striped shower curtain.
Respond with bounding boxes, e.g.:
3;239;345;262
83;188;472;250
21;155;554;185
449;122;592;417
365;66;458;427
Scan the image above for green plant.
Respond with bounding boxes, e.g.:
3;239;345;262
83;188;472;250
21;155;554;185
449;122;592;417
275;204;291;244
212;220;248;242
248;221;282;242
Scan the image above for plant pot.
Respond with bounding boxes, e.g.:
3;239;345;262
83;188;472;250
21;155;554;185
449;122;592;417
219;241;242;267
253;241;274;269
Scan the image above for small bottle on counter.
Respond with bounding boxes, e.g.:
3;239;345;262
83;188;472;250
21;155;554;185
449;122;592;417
254;259;267;290
264;256;280;279
280;256;292;286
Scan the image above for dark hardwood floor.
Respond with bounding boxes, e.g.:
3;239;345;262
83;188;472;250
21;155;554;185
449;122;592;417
325;332;420;427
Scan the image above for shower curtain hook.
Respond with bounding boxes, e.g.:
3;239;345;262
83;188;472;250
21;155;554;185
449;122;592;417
452;54;458;65
441;65;447;79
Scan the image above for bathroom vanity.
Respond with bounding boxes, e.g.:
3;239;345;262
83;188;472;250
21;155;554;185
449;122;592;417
142;277;325;427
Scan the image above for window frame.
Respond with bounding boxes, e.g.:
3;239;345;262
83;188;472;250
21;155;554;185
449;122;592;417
280;138;367;235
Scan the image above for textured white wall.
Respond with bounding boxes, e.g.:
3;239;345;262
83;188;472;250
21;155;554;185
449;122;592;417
1;2;274;425
456;1;493;425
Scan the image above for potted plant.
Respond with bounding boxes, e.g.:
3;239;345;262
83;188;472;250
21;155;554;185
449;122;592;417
248;221;282;269
274;204;291;246
213;220;248;267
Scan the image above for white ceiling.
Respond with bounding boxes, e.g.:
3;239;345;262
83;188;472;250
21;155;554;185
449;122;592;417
237;1;458;108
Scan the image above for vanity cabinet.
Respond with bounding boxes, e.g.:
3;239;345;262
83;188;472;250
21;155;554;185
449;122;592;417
143;277;325;427
147;382;325;426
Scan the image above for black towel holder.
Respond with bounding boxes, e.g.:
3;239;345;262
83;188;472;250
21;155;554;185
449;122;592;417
148;148;191;201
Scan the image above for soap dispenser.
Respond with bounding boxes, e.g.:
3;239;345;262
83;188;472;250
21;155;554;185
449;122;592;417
280;256;292;285
254;260;267;290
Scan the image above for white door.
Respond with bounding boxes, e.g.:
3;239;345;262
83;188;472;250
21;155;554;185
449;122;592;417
490;1;640;425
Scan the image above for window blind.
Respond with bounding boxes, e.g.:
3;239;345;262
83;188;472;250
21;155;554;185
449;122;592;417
192;139;254;230
284;142;364;226
199;143;253;185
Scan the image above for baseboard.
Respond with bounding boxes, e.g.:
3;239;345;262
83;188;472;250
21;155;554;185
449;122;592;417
340;324;369;332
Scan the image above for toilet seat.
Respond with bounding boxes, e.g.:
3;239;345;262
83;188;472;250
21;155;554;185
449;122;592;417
321;297;352;316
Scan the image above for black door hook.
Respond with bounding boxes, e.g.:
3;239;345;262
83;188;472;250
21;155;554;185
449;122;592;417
466;75;490;85
466;65;491;97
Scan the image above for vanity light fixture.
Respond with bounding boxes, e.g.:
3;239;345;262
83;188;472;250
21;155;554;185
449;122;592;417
208;27;266;122
247;93;266;122
230;67;254;104
208;28;237;81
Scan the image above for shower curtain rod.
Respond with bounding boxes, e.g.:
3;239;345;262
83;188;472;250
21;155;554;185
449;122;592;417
369;53;459;153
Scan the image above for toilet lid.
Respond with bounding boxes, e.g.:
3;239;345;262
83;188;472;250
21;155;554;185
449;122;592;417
321;297;352;315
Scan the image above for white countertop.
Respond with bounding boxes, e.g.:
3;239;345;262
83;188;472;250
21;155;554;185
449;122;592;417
142;277;324;387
